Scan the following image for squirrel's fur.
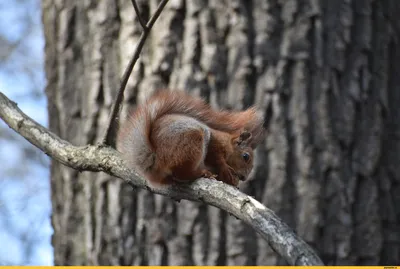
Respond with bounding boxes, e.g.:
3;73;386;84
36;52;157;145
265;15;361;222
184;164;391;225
117;90;265;187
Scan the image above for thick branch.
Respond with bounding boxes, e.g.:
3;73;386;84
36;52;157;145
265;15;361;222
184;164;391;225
102;0;169;145
0;92;324;266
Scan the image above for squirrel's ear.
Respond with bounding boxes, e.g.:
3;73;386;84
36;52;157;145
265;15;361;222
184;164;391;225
239;130;251;141
233;130;252;146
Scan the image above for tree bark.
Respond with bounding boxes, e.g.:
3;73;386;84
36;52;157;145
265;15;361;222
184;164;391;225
42;0;400;265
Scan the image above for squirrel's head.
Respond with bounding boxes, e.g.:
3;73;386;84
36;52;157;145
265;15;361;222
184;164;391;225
227;130;257;182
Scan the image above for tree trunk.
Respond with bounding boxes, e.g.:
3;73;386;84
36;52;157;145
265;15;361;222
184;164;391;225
42;0;400;265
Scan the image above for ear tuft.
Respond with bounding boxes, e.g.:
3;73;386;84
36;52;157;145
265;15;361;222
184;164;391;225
239;130;251;141
235;130;252;146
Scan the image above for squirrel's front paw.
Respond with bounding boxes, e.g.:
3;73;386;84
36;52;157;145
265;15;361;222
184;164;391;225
219;167;239;187
201;169;218;179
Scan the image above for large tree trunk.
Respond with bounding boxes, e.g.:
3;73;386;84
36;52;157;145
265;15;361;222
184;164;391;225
42;0;400;265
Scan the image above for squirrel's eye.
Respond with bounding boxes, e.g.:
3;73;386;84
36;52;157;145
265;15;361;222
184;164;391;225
242;152;250;162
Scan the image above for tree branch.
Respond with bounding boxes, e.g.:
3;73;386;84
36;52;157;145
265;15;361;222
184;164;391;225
131;0;147;30
0;91;324;266
102;0;169;145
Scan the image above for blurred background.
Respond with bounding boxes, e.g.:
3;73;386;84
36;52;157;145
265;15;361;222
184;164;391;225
0;0;53;265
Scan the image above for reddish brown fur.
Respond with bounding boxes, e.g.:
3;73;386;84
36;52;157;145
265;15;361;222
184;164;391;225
203;130;255;186
117;89;265;187
145;90;263;134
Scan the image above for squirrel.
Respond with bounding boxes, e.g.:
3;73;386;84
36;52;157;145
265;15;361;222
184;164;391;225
116;90;265;187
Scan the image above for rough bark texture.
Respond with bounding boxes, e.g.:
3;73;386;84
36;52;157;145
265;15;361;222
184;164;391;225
42;0;400;265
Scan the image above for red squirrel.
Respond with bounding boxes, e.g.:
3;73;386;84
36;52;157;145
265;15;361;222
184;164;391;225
116;90;265;187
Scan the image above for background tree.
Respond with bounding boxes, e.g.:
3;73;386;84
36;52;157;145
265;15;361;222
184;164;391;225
41;0;399;265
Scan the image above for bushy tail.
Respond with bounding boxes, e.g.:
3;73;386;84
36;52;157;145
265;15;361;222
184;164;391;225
145;90;263;133
117;90;264;171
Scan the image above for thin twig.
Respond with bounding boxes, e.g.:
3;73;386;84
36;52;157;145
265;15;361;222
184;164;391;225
131;0;147;29
102;0;170;145
0;91;324;266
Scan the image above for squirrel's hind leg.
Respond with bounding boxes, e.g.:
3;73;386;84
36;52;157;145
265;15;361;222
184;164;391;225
168;128;213;182
152;117;214;182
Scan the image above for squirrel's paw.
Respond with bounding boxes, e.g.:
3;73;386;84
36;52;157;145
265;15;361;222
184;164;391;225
201;169;218;179
219;167;239;187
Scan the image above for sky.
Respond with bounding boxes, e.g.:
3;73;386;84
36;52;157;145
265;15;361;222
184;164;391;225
0;0;53;265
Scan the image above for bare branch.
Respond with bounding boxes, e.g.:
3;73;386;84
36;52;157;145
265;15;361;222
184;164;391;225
102;0;170;145
0;91;324;266
131;0;147;30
